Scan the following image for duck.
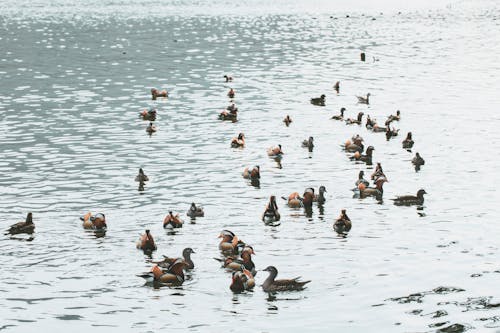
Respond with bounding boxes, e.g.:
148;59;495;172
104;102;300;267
392;189;427;206
221;246;257;276
163;211;183;229
310;94;326;106
262;266;311;292
267;145;283;158
139;108;157;121
230;265;255;292
219;104;238;121
283;115;292;126
242;165;260;180
136;229;157;252
223;75;233;82
387;110;401;122
344;135;364;153
302;188;315;209
155;248;196;270
285;192;302;208
402;132;414;149
355;171;370;188
302;136;314;151
227;88;235;99
138;260;187;285
146;122;157;133
333;81;340;93
357;176;387;199
151;88;168;100
262;195;280;222
356;93;370;104
333;209;352;234
371;123;388;133
218;230;245;254
351;146;374;165
135;168;149;183
231;133;245;148
7;212;35;235
412;153;425;168
186;203;204;218
345;112;364;125
315;186;327;204
385;125;399;140
365;115;376;129
370;163;388;184
331;107;346;120
80;212;107;230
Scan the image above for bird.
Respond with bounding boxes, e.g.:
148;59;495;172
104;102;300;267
302;136;314;151
262;195;280;222
356;93;371;104
136;229;157;252
230;266;255;293
355;171;370;188
163;211;183;229
333;209;352;234
155;248;196;270
345;112;364;125
7;212;35;235
262;266;311;292
135;168;149;182
310;94;326;106
283;115;292;126
412;153;425;167
186;203;204;218
333;81;340;93
223;75;233;82
267;145;283;158
218;230;245;255
80;212;107;230
315;186;327;205
392;189;427;206
146;122;157;133
242;166;260;180
351;146;375;165
331;107;346;120
151;88;168;100
138;260;187;285
402;132;414;149
231;133;245;148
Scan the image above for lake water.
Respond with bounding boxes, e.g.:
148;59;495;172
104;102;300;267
1;0;499;332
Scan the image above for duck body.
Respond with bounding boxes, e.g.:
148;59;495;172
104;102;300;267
7;213;34;235
156;248;195;270
230;267;255;292
135;168;149;182
140;108;157;121
138;260;186;285
331;108;345;120
310;94;325;106
151;88;168;100
80;212;107;230
286;192;302;208
262;266;310;292
136;230;157;252
302;188;315;209
267;145;283;158
412;153;425;167
402;132;414;149
242;166;260;180
356;93;370;104
186;203;204;218
351;146;374;165
393;189;427;206
146;122;157;133
163;212;183;229
218;230;244;255
283;115;292;126
333;210;352;234
302;137;314;151
262;196;280;222
346;112;364;125
231;133;245;148
227;89;235;99
355;171;370;188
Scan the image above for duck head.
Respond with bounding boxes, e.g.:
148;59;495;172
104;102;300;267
406;132;412;140
358;170;365;179
320;94;326;99
319;185;326;194
357;112;364;121
263;266;278;277
26;212;33;224
417;189;427;198
340;107;345;116
183;247;195;258
238;133;244;140
366;146;375;156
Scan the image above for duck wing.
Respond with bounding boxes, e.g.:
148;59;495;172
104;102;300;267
393;195;417;201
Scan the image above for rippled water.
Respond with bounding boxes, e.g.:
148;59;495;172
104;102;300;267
1;0;500;331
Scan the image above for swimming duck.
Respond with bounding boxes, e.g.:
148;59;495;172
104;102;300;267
310;94;326;106
80;212;107;230
223;75;233;82
186;203;204;218
385;125;399;140
331;107;346;120
345;112;364;125
315;186;327;204
357;176;387;199
262;195;280;222
365;115;375;129
344;135;364;153
387;110;401;122
138;260;187;285
224;246;256;276
136;229;157;252
285;192;302;208
227;88;235;99
135;168;149;183
302;136;314;151
412;153;425;168
151;88;168;100
392;189;427;206
218;230;245;254
231;133;245;148
230;265;255;292
351;146;374;165
402;132;414;149
139;108;157;121
333;81;340;93
283;115;292;126
163;211;183;229
267;145;283;158
242;165;260;180
302;188;315;209
146;122;157;133
333;209;352;234
262;266;311;292
355;171;370;188
356;93;370;104
219;104;238;121
371;123;388;133
155;248;196;270
7;212;35;235
370;163;387;182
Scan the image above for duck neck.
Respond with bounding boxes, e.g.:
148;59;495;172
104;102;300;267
263;271;277;288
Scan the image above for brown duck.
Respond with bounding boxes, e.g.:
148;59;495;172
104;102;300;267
7;212;35;235
262;266;310;292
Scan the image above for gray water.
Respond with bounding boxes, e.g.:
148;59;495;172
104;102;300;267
1;0;500;332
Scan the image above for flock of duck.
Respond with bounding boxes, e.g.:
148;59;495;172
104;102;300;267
6;61;428;294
